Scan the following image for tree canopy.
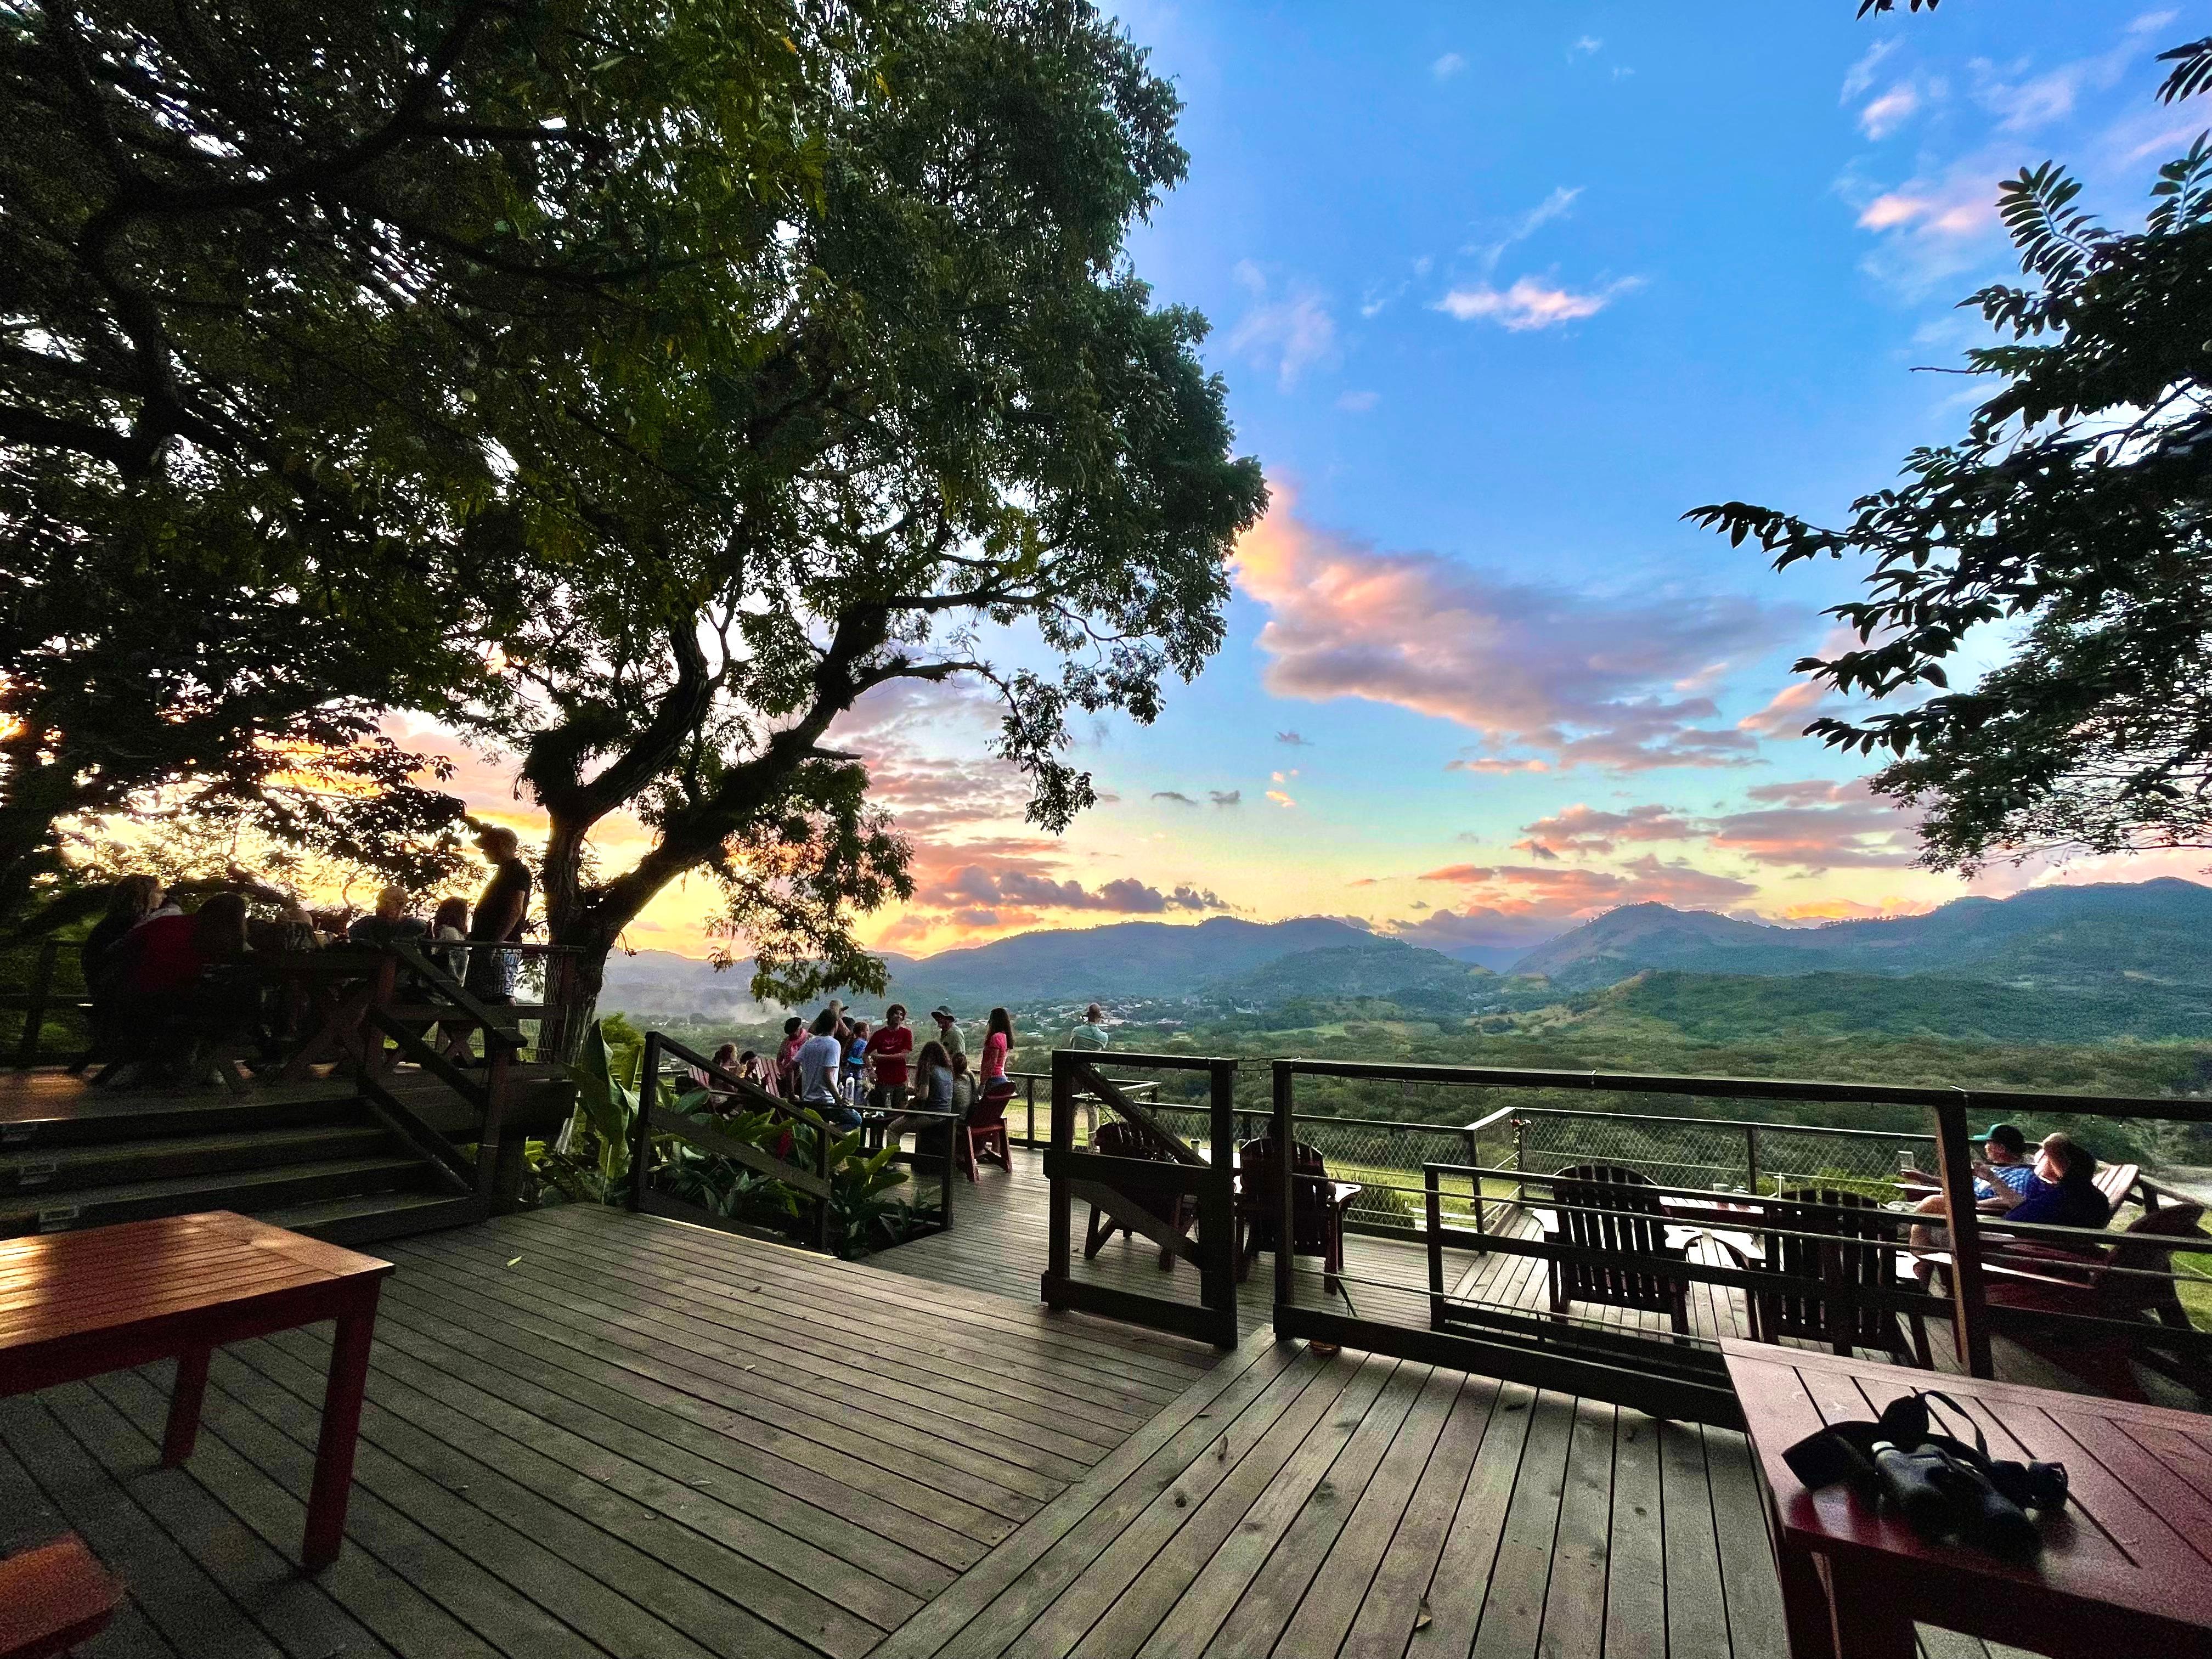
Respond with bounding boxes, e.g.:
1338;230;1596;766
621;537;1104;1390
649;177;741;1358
1;0;1265;1011
1690;33;2212;873
0;0;866;921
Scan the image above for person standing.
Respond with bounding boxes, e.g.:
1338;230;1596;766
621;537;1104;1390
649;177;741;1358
1066;1002;1109;1052
774;1015;807;1098
929;1005;971;1118
464;826;532;1002
844;1019;871;1113
981;1007;1013;1091
868;1005;915;1111
797;1008;851;1125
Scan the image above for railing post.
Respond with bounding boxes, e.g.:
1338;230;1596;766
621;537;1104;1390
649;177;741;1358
1745;1125;1760;1194
13;939;58;1070
1272;1061;1294;1318
1514;1115;1528;1205
940;1102;956;1231
1425;1166;1445;1327
814;1113;833;1254
1043;1050;1075;1307
1203;1059;1239;1347
1026;1077;1037;1149
1932;1096;1994;1377
630;1034;658;1214
1462;1124;1486;1244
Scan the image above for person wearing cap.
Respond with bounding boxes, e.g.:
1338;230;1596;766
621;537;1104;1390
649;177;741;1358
928;1005;971;1115
1970;1123;2040;1202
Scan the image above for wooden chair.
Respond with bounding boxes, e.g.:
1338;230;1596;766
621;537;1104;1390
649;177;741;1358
961;1081;1014;1181
1976;1201;2211;1402
0;1535;119;1659
1084;1119;1194;1269
1754;1187;1932;1367
1234;1135;1357;1288
1542;1164;1690;1334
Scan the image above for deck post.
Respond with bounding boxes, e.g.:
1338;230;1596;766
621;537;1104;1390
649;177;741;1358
12;939;58;1070
813;1109;833;1254
1202;1059;1239;1347
1043;1049;1074;1308
1931;1096;1994;1376
1745;1125;1760;1193
1271;1062;1294;1319
1425;1167;1446;1326
630;1034;658;1213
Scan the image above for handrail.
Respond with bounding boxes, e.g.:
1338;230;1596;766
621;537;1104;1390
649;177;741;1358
1276;1056;2212;1122
1507;1104;1936;1143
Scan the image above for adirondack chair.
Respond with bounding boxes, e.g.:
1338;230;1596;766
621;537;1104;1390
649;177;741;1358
1974;1202;2210;1402
1234;1135;1358;1288
1542;1164;1690;1334
0;1535;118;1659
1083;1118;1195;1268
962;1080;1015;1181
1753;1187;1932;1367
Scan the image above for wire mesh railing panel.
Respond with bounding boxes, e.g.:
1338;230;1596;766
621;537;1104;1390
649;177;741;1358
1514;1110;1934;1200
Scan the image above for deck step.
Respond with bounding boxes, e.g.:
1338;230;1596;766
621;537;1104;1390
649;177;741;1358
0;1154;446;1237
0;1122;399;1197
254;1189;487;1247
0;1085;361;1149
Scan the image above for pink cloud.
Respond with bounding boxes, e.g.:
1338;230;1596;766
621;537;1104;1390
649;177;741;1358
1706;778;1922;871
1389;855;1762;953
1514;802;1699;859
1235;486;1795;771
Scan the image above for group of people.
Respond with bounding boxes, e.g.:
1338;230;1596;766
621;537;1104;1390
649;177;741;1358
699;1002;1026;1129
1903;1121;2114;1272
76;824;539;1081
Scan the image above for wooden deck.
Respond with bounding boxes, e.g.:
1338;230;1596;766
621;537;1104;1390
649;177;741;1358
0;1198;2041;1658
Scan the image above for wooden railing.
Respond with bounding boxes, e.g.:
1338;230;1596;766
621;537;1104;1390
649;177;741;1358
631;1031;957;1257
1261;1058;2212;1421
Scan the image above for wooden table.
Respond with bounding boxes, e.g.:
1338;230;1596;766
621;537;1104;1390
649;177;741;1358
1724;1339;2212;1657
0;1211;392;1571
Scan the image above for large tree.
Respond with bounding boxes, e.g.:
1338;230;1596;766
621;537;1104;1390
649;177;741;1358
478;0;1266;1027
0;0;865;923
1690;33;2212;872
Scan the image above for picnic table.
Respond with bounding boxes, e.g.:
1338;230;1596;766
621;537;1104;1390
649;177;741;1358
1723;1338;2212;1657
0;1211;392;1571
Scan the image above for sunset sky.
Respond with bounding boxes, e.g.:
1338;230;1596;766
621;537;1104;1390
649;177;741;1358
430;1;2212;962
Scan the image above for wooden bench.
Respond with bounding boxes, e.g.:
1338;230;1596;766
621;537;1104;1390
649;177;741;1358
0;1534;118;1659
0;1211;392;1571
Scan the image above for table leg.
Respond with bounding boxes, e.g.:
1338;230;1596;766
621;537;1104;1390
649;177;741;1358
303;1290;380;1571
161;1346;211;1466
1820;1553;1915;1659
1774;1536;1837;1659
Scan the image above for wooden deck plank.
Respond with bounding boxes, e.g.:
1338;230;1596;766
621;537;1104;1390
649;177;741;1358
1340;1373;1510;1659
1604;1412;1667;1659
1534;1396;1620;1659
1198;1359;1434;1659
1455;1387;1572;1659
1702;1425;1791;1659
866;1325;1297;1659
1128;1352;1401;1659
1658;1419;1734;1659
236;1328;902;1652
1269;1365;1467;1657
1054;1353;1373;1659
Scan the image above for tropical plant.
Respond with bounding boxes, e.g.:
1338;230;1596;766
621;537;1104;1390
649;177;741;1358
1690;20;2212;872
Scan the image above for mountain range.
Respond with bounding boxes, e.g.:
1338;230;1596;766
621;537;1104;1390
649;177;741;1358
598;877;2212;1021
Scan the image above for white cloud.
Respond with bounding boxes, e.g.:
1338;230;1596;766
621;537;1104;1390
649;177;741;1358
1468;186;1584;274
1336;390;1379;414
1859;82;1922;139
1432;52;1466;80
1434;275;1642;331
1226;262;1336;391
1571;35;1602;57
1841;38;1900;103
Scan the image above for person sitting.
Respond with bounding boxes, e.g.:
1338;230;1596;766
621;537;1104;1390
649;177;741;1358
104;894;258;1081
735;1049;769;1088
81;875;164;991
907;1039;957;1170
347;885;428;948
1988;1132;2113;1233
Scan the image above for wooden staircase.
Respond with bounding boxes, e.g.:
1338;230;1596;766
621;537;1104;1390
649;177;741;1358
0;1073;493;1246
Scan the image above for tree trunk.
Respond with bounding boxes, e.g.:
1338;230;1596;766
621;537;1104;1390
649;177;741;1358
537;811;618;1064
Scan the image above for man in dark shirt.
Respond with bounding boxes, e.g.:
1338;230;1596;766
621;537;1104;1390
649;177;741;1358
464;826;532;1002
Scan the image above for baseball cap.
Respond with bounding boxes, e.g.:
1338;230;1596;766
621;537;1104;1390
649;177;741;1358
929;1005;958;1020
1970;1122;2029;1155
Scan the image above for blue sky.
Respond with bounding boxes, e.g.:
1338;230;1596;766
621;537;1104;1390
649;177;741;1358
543;2;2212;960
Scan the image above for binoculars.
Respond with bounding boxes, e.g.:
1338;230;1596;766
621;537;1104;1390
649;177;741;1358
1871;1440;2051;1557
